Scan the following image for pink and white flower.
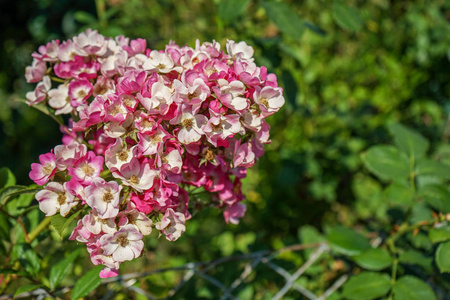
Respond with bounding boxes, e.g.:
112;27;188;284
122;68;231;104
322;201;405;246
29;152;56;185
85;178;122;219
100;224;144;262
36;182;78;217
155;208;186;241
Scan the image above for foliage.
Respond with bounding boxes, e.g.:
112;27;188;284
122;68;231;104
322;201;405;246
0;0;449;298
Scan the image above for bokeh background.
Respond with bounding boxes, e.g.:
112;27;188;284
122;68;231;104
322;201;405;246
0;0;449;298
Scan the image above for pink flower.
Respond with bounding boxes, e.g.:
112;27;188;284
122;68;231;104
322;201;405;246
48;84;72;115
85;178;122;219
224;202;246;224
82;210;117;235
25;59;47;83
26;76;51;105
29;152;56;185
113;159;158;192
100;224;144;262
54;141;87;171
68;151;104;185
118;207;153;235
36;182;78;217
226;40;254;61
68;79;93;107
73;29;107;56
171;105;208;144
155;208;186;241
253;86;285;117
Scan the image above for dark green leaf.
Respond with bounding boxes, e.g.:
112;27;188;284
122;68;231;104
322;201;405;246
0;167;15;189
217;0;250;23
353;248;392;271
415;159;450;179
15;244;41;278
429;225;450;243
14;284;41;298
388;123;429;159
71;265;103;300
342;272;391;300
261;1;305;40
436;241;450;273
383;183;414;206
0;211;10;241
13;98;64;126
50;248;82;290
327;226;371;256
419;185;450;213
393;276;436;300
51;210;82;239
332;2;363;32
398;250;432;271
362;145;410;181
281;70;298;109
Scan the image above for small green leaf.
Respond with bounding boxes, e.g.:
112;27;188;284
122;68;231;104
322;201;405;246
436;241;450;273
74;11;97;24
383;183;414;206
415;159;450;180
353;248;392;271
0;167;16;189
49;249;82;290
14;284;41;298
362;145;410;181
398;250;432;271
393;276;436;300
217;0;250;23
419;185;450;213
342;272;391;300
51;210;82;239
388;123;429;159
261;0;305;40
327;226;371;256
71;265;103;300
0;212;11;240
332;2;363;32
429;225;450;243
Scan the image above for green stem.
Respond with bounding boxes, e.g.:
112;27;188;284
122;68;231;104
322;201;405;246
95;0;107;28
28;217;52;243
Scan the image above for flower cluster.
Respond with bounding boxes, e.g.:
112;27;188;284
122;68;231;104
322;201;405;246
27;29;284;277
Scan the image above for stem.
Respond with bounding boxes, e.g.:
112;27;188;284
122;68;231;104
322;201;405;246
95;0;107;28
28;217;52;243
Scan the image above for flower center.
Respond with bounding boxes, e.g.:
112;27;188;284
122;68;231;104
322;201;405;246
57;193;66;205
42;163;54;175
102;191;113;203
141;119;154;129
211;122;222;131
117;150;129;162
130;175;140;185
150;134;162;145
82;163;95;176
77;90;87;99
260;98;269;108
187;92;197;101
117;236;129;247
205;149;215;161
156;63;166;69
182;118;194;129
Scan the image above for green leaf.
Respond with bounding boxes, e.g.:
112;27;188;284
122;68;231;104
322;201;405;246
217;0;250;23
353;248;392;271
398;250;432;271
419;184;450;213
261;0;305;40
51;210;82;239
49;248;82;290
13;98;64;126
0;212;11;241
393;276;436;300
71;265;103;300
15;244;41;278
342;272;391;300
0;185;27;206
362;145;410;181
327;226;371;256
14;284;41;298
415;159;450;180
429;225;450;243
388;123;429;159
383;183;414;206
436;241;450;273
0;167;15;189
332;2;363;32
74;11;97;24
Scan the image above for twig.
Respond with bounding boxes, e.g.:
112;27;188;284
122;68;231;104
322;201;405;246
317;274;348;300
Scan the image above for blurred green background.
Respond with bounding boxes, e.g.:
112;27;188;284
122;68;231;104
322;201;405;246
0;0;449;298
